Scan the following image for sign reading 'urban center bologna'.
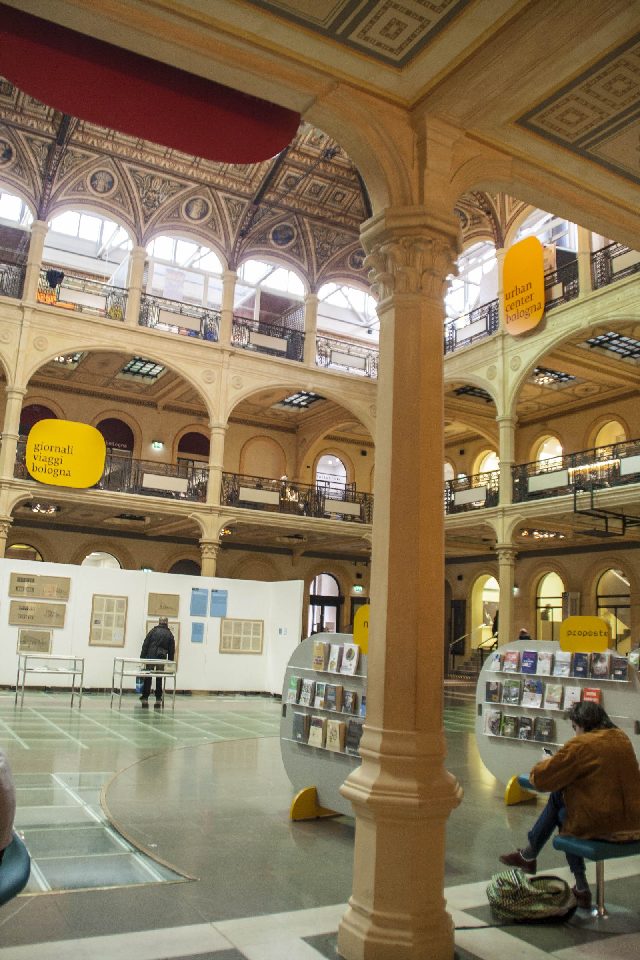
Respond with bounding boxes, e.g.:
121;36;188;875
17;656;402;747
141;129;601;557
502;235;545;335
26;419;106;488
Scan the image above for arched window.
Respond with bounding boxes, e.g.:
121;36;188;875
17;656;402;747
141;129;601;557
169;559;201;576
146;235;223;307
5;543;43;562
536;572;565;641
444;462;454;482
516;209;577;269
317;282;378;339
597;568;631;651
474;450;500;475
178;432;210;465
470;574;499;651
315;454;347;494
20;404;57;435
534;436;563;467
47;210;132;284
0;188;33;227
235;259;305;331
81;551;121;569
445;241;497;321
308;573;343;635
594;420;626;448
97;418;134;455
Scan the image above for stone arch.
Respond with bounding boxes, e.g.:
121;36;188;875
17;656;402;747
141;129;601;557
93;410;142;457
142;226;228;272
228;556;280;582
44;200;136;248
68;539;136;570
587;413;630;450
174;426;210;463
312;446;355;486
239;435;287;479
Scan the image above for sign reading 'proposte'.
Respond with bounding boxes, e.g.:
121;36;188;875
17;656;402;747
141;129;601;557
26;419;106;488
503;236;545;335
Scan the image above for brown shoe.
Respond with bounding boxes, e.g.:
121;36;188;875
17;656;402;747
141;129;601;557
572;886;592;910
499;850;537;874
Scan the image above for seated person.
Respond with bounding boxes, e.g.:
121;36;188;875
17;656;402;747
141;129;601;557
0;749;16;863
499;701;640;909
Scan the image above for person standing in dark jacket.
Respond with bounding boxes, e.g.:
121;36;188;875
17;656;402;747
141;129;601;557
140;617;175;704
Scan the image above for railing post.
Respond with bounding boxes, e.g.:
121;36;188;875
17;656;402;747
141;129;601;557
303;292;318;366
219;269;236;346
125;246;147;326
576;225;592;296
23;220;48;302
0;387;26;481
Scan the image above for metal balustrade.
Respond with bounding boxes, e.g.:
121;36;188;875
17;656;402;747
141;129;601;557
37;269;127;320
591;242;640;289
139;293;219;341
221;472;373;522
0;261;25;299
444;299;499;355
444;470;500;514
544;258;579;311
512;437;640;503
316;335;379;378
231;315;305;361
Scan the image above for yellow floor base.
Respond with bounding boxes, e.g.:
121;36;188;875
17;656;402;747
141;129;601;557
290;786;339;820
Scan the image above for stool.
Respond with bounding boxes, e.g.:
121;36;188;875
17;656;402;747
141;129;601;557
0;832;31;906
553;834;640;923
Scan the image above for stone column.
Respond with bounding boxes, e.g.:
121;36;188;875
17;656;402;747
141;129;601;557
219;269;236;346
124;246;147;327
23;220;48;302
199;540;219;577
576;225;592;297
303;292;319;367
206;422;228;505
497;415;517;507
338;209;462;960
0;518;13;557
0;387;27;480
496;546;517;645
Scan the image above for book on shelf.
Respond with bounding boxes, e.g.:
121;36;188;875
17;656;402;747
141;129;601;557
501;678;521;705
582;686;602;704
537;651;553;675
571;652;590;678
629;649;640;670
500;715;519;738
298;678;316;706
359;693;367;718
312;640;330;671
521;678;544;708
543;682;564;710
327;644;343;673
518;716;533;740
345;719;363;756
484;708;502;736
292;711;310;743
286;675;302;703
502;650;520;672
307;715;327;748
563;685;582;708
342;689;358;714
487;652;502;672
611;656;628;681
552;651;572;677
534;716;554;742
326;718;346;752
324;683;344;713
313;681;327;708
485;680;502;703
520;650;538;674
340;642;360;676
590;653;610;679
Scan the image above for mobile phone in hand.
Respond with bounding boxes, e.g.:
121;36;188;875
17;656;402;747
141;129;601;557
542;747;553;756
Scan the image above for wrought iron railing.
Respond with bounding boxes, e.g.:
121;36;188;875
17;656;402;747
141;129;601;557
316;335;378;378
139;293;219;341
591;242;640;289
444;299;499;355
37;268;127;320
544;258;579;311
221;472;373;522
0;260;25;299
231;316;305;361
512;437;640;503
444;470;500;514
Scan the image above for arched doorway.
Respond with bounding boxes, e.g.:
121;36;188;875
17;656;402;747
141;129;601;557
469;574;499;651
308;573;344;635
19;403;57;434
5;543;43;562
81;551;121;569
536;571;565;641
597;568;631;651
169;559;201;576
316;454;348;495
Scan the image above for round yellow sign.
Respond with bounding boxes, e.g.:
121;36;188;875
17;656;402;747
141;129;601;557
26;419;106;488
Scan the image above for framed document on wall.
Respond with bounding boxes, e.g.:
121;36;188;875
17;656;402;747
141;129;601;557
89;595;128;647
17;629;52;654
147;593;180;618
219;618;263;655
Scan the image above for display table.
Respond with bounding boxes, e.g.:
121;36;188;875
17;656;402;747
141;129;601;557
15;654;85;708
110;657;177;710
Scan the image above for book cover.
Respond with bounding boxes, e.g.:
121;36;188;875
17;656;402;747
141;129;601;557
286;675;301;703
611;656;628;681
552;651;572;677
312;640;330;671
342;689;358;714
327;644;343;673
590;652;610;679
326;718;346;752
501;678;521;705
345;719;363;756
487;652;502;672
324;683;344;713
313;681;327;708
629;649;640;670
534;716;554;742
298;678;316;706
292;711;310;742
563;685;582;708
543;682;564;710
518;716;533;740
359;693;367;718
571;652;590;678
484;708;502;736
502;650;520;672
307;715;327;747
500;715;519;738
537;651;553;675
340;642;360;676
521;678;543;708
485;680;502;703
582;686;602;704
520;650;538;674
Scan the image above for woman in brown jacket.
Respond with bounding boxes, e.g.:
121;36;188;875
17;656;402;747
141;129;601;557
499;701;640;909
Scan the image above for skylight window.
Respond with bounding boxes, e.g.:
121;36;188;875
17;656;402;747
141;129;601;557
0;189;33;226
238;259;304;295
531;366;576;386
585;332;640;359
453;385;493;403
120;357;165;379
278;391;324;409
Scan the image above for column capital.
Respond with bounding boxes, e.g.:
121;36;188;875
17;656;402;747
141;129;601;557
199;539;219;561
495;545;518;563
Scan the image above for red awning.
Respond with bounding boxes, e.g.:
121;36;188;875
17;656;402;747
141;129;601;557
0;3;300;164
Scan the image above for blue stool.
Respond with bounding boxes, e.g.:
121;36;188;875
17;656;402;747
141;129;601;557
0;832;31;906
553;834;640;921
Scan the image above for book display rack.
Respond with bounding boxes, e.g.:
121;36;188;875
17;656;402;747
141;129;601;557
280;633;367;818
476;639;640;786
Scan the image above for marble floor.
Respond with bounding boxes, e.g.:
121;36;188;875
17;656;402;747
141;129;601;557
0;686;638;959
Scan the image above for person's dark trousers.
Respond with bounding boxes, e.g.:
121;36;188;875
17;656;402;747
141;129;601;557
527;789;586;882
141;670;164;701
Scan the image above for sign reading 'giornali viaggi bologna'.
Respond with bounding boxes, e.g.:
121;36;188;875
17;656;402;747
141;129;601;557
26;419;106;488
502;235;545;335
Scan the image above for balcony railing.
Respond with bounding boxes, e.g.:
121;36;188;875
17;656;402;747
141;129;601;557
544;258;579;311
37;269;127;320
139;294;219;341
316;335;378;378
591;242;640;290
231;316;305;361
512;437;640;503
444;470;500;514
221;472;373;522
0;260;25;299
444;299;499;355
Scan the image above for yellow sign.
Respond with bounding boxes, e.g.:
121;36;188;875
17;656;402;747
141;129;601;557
503;236;545;335
353;604;369;654
559;616;610;653
26;419;106;488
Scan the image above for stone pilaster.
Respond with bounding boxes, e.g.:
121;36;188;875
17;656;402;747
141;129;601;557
219;269;236;345
576;225;593;297
0;387;27;480
0;518;12;557
497;415;517;507
303;292;319;367
23;220;48;302
124;246;147;326
206;422;228;505
496;546;517;645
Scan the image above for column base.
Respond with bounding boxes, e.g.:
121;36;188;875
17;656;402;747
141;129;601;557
338;894;455;960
